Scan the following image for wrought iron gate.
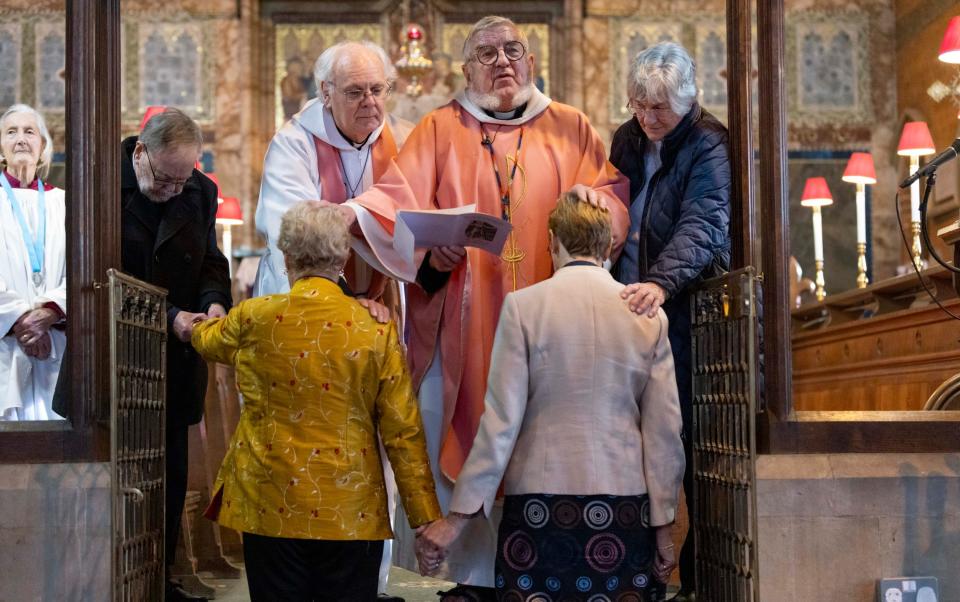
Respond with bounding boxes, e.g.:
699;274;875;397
691;267;761;602
109;269;168;602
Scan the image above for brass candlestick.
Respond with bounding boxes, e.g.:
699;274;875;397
814;259;826;301
911;220;924;271
856;242;868;288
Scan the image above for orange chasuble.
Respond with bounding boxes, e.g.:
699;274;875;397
314;123;399;300
356;100;629;481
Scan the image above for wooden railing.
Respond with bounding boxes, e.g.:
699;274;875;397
791;264;960;412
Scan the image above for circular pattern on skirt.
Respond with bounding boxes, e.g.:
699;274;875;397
545;577;562;592
538;532;581;568
584;501;614;530
576;576;593;592
616;593;644;602
614;500;640;528
587;595;612;602
585;533;626;573
639;498;650;528
503;531;539;571
524;499;550;528
517;574;534;591
552;499;581;529
632;573;649;589
501;591;524;602
526;593;553;602
606;576;620;591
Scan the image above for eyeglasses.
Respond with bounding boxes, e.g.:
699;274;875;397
142;146;190;189
626;100;675;120
474;41;526;66
330;83;393;103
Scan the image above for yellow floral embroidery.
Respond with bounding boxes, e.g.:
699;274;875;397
192;278;440;540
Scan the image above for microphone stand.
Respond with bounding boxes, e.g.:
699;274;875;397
918;171;960;274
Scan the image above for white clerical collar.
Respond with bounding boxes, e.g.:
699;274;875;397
454;87;552;126
292;97;384;152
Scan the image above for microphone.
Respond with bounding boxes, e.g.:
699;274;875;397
900;138;960;188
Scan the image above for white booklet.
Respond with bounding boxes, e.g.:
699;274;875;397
393;204;513;265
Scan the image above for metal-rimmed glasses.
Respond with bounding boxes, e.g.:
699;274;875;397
474;41;527;65
626;100;675;120
330;82;393;103
142;146;190;189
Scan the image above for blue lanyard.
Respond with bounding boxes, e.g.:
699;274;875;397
0;172;46;275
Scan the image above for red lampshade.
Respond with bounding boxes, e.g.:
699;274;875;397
800;177;833;207
939;16;960;64
841;152;877;185
216;197;243;225
897;122;935;156
138;105;167;131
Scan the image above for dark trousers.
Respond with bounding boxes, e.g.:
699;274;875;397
165;419;189;567
242;532;384;602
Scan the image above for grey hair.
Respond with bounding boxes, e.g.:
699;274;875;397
461;16;529;63
277;201;351;277
628;42;698;117
313;41;397;90
0;103;54;180
139;107;202;153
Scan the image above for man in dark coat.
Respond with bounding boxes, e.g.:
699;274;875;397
120;107;231;602
610;43;731;601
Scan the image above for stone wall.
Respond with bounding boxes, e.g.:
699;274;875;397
757;453;960;601
0;463;111;601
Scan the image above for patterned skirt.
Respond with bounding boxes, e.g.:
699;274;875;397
495;493;666;602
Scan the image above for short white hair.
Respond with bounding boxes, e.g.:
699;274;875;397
313;41;397;90
278;201;351;276
628;42;698;117
0;103;54;180
461;16;529;64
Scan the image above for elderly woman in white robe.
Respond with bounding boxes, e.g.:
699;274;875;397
0;104;67;421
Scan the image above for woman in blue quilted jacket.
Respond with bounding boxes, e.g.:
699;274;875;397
609;41;731;602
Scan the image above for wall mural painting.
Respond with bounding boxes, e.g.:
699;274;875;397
0;23;22;110
34;20;65;112
119;21;212;126
788;15;871;130
694;21;740;119
274;23;384;128
138;23;208;118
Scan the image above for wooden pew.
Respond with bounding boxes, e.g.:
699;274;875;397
792;265;960;411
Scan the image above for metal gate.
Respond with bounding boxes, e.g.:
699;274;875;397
109;269;168;602
691;267;761;602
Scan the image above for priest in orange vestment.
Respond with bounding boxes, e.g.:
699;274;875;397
335;17;630;596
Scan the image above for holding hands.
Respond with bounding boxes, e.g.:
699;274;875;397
652;525;677;583
414;513;472;576
173;310;209;343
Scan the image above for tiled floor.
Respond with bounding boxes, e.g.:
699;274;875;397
205;567;678;601
205;567;454;602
